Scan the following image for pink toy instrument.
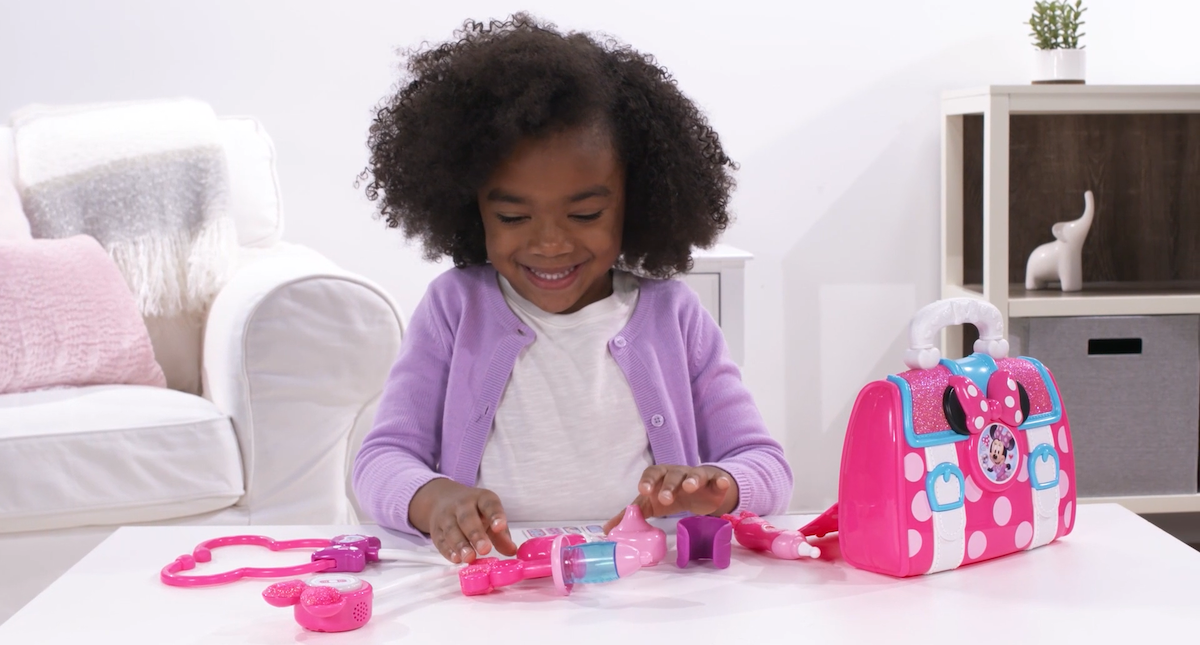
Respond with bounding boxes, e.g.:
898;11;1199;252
459;534;643;595
801;298;1076;577
723;511;820;559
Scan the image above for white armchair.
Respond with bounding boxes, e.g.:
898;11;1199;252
0;114;403;622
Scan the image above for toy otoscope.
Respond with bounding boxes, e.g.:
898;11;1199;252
722;511;821;559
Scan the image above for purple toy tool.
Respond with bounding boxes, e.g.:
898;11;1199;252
675;515;732;569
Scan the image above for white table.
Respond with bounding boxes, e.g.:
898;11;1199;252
2;504;1197;643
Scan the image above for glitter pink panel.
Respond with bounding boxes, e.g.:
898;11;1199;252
897;365;953;435
262;579;306;601
996;358;1052;415
303;585;342;607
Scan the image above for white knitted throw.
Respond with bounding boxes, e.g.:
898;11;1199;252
12;98;237;317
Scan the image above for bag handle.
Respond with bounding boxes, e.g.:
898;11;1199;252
903;298;1009;370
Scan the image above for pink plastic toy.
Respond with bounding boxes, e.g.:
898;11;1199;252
459;534;643;596
263;574;374;633
723;511;820;560
262;566;458;633
603;504;667;566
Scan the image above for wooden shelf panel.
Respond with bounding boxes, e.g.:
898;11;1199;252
1081;494;1200;515
1012;283;1200;317
954;282;1200;317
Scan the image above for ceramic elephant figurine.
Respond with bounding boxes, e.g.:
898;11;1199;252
1025;190;1094;292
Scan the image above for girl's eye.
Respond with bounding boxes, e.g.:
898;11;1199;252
496;214;527;224
570;212;603;222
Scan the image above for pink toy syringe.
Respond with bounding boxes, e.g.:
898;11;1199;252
722;511;821;559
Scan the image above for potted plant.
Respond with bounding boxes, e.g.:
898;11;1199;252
1027;0;1087;84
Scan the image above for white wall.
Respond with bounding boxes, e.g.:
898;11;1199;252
3;0;1198;512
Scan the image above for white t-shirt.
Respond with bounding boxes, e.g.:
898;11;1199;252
476;271;653;522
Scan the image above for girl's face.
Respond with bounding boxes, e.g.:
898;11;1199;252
478;124;625;314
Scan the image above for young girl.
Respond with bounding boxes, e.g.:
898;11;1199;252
352;14;792;565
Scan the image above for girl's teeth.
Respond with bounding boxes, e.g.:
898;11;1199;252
532;267;571;280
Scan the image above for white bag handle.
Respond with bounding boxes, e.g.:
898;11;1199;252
903;297;1009;370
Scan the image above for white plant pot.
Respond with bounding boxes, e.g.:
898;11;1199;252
1032;48;1086;84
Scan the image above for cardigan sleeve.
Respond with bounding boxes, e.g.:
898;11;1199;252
351;288;452;537
686;299;794;515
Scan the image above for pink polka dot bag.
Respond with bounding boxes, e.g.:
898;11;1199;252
802;298;1076;577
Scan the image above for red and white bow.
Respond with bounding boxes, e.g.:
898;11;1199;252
947;371;1024;432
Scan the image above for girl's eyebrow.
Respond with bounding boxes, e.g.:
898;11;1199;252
484;186;611;204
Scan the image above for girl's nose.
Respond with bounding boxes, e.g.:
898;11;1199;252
531;220;572;256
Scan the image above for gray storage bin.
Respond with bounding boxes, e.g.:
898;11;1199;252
1009;315;1200;497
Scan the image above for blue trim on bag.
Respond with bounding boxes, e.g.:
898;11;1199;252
1028;444;1061;491
926;463;966;512
892;354;1064;448
939;353;997;392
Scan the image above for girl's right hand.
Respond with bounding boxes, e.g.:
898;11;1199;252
409;478;517;564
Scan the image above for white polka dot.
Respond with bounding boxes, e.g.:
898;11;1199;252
1007;378;1016;390
904;453;924;482
967;385;978;397
912;491;931;522
968;531;987;559
1017;459;1028;482
1015;521;1033;548
1005;396;1015;408
1014;411;1023;424
993;496;1012;525
980;400;989;412
965;476;983;503
1059;471;1070;497
1064;501;1074;529
1058;427;1070;453
974;417;984;430
908;529;922;557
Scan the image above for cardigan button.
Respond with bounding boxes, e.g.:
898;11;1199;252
614;336;627;348
650;414;664;427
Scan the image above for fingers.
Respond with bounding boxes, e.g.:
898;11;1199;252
603;495;651;534
680;467;714;494
602;506;626;534
707;468;733;493
637;465;667;498
432;513;472;564
477;491;516;556
656;468;689;505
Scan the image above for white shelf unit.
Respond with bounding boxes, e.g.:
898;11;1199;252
940;85;1200;515
681;244;752;366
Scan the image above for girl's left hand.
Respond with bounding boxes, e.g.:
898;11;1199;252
602;464;739;533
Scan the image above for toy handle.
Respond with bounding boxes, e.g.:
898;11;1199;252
903;298;1008;370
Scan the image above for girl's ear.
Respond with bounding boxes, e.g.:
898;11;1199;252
943;386;970;436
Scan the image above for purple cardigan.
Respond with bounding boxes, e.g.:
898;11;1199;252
352;265;792;536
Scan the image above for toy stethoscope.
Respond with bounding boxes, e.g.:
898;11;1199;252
160;533;447;587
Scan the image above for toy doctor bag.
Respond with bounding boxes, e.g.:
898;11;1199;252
813;298;1076;577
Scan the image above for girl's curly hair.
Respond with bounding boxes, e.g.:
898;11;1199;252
360;13;736;278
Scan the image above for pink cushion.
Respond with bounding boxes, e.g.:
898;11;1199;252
1;235;166;394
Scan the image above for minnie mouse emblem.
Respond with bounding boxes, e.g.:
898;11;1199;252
942;370;1031;489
